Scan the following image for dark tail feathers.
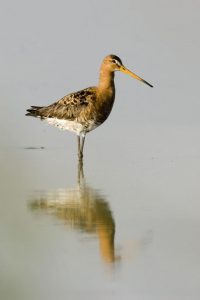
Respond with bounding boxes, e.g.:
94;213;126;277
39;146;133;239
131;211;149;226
26;106;43;117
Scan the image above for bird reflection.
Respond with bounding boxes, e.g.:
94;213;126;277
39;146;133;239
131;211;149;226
29;161;118;264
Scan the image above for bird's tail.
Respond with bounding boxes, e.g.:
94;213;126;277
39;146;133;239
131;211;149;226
26;106;44;118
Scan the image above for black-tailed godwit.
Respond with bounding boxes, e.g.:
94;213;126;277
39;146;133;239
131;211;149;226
26;55;153;160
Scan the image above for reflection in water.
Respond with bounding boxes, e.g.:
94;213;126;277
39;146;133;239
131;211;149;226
29;161;118;264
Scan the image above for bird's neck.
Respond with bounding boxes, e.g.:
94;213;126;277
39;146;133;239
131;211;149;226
98;67;115;95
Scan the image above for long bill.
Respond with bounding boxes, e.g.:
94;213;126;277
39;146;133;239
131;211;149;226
120;66;153;88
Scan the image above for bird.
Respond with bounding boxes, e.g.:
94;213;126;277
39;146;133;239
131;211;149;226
26;54;153;160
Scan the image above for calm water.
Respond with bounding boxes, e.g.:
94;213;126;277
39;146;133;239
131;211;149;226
1;124;200;300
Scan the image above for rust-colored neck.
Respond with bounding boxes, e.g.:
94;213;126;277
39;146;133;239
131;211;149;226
98;65;115;95
95;63;116;123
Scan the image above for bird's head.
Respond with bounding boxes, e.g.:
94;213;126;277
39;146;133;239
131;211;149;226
103;54;153;88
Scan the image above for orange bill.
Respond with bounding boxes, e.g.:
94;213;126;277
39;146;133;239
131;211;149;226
120;66;153;88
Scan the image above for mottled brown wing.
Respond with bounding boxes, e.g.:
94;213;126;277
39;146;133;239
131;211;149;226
27;87;97;121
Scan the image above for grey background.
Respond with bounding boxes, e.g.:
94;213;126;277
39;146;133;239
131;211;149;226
1;0;199;147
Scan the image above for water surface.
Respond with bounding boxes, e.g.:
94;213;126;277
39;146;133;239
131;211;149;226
1;125;200;300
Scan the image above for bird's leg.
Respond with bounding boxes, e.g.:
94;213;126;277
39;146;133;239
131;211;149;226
77;158;84;185
80;135;85;159
77;135;81;155
77;135;84;161
77;135;82;161
77;134;85;162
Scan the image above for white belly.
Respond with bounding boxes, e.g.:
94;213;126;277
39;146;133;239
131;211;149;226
44;117;98;136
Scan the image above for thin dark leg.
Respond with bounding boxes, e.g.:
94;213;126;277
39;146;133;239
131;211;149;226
77;135;85;162
77;135;81;157
77;135;84;161
77;158;84;185
80;135;85;158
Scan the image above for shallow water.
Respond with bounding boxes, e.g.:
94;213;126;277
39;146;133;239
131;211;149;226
1;124;200;300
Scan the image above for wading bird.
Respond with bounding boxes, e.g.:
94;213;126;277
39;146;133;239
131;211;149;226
26;55;153;160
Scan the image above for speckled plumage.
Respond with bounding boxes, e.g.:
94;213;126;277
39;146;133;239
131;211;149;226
26;54;153;159
26;86;114;136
